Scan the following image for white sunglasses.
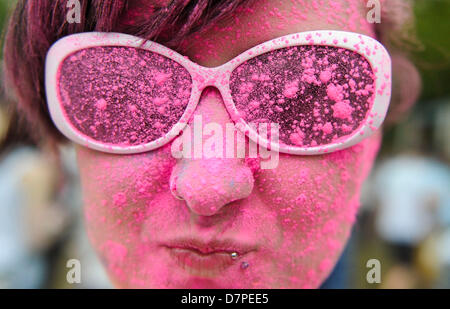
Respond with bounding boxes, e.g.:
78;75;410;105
45;30;391;155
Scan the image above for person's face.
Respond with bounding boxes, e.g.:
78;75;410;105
76;0;382;288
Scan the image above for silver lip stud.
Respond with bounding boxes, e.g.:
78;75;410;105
231;252;239;259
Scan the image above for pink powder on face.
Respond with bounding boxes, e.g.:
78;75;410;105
113;192;127;207
99;240;128;281
319;258;333;272
101;240;128;264
230;45;375;147
58;46;192;146
295;193;307;206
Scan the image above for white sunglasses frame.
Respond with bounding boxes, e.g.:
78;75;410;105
45;30;392;155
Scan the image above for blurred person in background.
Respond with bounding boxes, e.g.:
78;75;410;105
0;66;109;288
351;0;450;289
0;83;69;288
372;153;450;288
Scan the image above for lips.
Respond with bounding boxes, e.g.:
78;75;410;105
161;238;255;277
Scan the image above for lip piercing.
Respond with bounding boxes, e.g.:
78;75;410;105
241;262;249;269
231;252;238;259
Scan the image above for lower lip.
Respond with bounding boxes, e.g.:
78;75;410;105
165;247;242;277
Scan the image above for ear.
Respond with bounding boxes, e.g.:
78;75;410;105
385;53;422;125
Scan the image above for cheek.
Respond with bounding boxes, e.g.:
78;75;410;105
75;145;175;268
259;133;380;220
254;133;380;287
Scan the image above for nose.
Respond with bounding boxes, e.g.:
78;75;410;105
170;158;254;216
169;87;255;216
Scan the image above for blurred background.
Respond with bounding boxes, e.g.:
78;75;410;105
0;0;449;288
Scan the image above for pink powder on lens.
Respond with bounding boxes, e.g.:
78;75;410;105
249;100;260;108
321;122;333;134
283;80;299;98
332;101;353;119
58;46;192;146
230;45;375;147
319;69;332;83
326;84;344;102
290;131;304;146
96;98;107;110
153;96;169;106
154;72;172;85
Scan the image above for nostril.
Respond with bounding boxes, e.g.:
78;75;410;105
170;175;185;201
244;157;261;174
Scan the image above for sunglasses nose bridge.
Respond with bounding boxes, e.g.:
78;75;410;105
194;67;228;91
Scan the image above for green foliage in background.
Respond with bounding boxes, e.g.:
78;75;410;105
0;0;10;27
0;0;14;58
412;0;450;101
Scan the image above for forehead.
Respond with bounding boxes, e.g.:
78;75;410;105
127;0;375;67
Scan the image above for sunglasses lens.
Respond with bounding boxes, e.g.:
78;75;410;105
58;46;192;146
230;45;375;148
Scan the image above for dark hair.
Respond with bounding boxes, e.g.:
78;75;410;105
2;0;256;145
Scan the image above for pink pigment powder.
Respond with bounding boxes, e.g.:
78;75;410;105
58;46;192;145
59;45;375;150
230;45;375;147
73;0;385;289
